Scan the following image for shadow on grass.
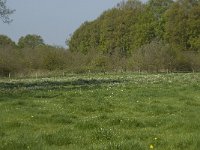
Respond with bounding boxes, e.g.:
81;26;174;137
0;78;125;91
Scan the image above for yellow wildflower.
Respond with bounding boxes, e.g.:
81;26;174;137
150;144;154;149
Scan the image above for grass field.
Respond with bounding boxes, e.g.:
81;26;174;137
0;73;200;150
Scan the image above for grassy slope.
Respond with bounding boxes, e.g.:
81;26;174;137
0;73;200;150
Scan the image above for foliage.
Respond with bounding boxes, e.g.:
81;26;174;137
0;34;16;48
164;0;200;51
0;0;15;23
43;47;66;71
67;0;200;72
0;42;69;76
0;47;19;76
18;34;45;49
1;0;200;76
68;0;175;53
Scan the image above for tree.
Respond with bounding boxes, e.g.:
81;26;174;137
147;0;174;40
66;0;200;73
18;34;45;49
187;1;200;51
0;0;15;23
117;0;142;10
164;0;200;51
68;1;143;54
43;50;65;71
133;40;177;72
0;34;16;48
0;46;20;76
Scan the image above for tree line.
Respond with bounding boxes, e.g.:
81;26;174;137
68;0;200;72
0;0;200;77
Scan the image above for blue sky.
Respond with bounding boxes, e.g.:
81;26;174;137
0;0;146;47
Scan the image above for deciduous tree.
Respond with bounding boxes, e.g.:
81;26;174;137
18;34;45;49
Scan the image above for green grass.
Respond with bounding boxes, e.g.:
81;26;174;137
0;73;200;150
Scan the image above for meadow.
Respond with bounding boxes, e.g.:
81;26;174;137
0;73;200;150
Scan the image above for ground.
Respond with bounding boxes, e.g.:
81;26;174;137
0;73;200;150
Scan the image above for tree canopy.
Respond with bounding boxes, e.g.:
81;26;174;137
18;34;45;49
68;0;200;54
0;34;16;48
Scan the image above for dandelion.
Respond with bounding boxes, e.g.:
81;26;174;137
150;144;154;149
154;137;157;140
